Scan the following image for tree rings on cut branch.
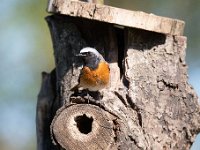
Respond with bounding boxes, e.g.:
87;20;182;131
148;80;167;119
51;104;116;150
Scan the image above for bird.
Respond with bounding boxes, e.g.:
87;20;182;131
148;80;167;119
71;47;110;92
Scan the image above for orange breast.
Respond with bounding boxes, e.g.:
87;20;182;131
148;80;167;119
79;61;110;91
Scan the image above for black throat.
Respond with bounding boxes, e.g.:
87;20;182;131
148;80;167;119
84;56;100;70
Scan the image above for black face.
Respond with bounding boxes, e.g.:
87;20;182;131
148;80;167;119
78;52;100;70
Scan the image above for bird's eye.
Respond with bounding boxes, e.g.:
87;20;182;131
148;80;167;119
81;52;92;56
85;52;91;55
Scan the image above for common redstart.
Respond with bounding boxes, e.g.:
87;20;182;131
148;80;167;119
72;47;110;92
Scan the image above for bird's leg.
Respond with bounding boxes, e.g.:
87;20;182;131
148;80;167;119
81;89;91;103
86;89;90;103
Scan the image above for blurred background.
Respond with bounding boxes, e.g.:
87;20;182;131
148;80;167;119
0;0;199;150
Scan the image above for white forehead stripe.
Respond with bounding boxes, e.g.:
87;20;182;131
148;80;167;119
80;47;100;56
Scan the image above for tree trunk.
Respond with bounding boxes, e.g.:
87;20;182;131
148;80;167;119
36;1;200;150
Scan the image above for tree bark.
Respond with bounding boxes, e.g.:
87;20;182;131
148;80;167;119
36;1;200;150
36;70;60;150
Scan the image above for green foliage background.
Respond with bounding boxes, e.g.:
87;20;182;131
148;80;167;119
0;0;199;150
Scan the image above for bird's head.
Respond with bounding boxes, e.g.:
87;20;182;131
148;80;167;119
77;47;105;70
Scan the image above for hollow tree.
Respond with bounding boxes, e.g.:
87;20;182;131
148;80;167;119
36;1;200;150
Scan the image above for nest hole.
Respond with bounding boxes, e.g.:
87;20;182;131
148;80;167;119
115;27;125;78
74;114;93;134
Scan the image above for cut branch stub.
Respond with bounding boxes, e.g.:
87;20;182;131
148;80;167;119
51;104;116;150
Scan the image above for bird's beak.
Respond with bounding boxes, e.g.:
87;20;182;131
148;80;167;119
76;53;86;57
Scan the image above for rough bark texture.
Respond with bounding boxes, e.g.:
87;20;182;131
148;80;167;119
36;70;60;150
36;1;200;150
124;29;200;149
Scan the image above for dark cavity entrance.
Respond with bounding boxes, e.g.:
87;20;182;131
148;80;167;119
74;114;93;134
115;27;125;78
